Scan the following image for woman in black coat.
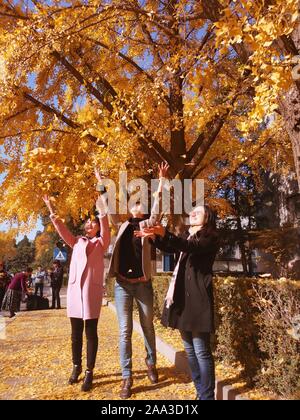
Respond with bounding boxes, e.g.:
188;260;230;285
136;205;219;401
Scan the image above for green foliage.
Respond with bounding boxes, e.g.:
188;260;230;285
8;235;35;273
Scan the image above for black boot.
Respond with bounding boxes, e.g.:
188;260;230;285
68;365;82;385
81;370;93;392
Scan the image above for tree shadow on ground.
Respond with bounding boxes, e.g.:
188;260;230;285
92;366;191;393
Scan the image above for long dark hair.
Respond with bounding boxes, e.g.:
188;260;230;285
191;203;217;237
202;205;217;236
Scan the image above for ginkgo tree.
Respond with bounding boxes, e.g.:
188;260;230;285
0;0;298;228
0;230;17;263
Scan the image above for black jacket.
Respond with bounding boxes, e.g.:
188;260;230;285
154;229;219;333
50;267;64;289
119;217;146;278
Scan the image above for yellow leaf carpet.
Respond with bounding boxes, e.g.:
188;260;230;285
0;307;195;400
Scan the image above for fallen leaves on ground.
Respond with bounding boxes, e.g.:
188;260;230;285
151;315;276;400
0;307;195;400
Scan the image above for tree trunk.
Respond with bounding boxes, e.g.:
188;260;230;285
167;0;186;172
277;25;300;191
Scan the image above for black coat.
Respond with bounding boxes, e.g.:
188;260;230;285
50;267;64;289
154;229;219;333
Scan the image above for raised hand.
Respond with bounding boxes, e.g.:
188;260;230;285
42;195;55;214
96;194;108;217
158;162;170;179
94;168;103;184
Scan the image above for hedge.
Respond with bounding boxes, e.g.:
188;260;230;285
106;275;300;399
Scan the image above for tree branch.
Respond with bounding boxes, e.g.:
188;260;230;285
188;110;231;179
84;36;155;83
54;49;176;169
192;156;219;179
0;11;29;20
23;92;106;146
213;137;273;190
0;128;74;140
52;50;114;113
3;106;36;122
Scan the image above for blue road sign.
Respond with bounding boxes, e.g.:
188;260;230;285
53;247;68;262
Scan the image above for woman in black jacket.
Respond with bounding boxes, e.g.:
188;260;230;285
135;205;219;401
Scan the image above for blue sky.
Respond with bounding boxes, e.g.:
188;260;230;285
0;220;44;242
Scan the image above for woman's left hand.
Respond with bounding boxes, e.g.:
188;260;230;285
134;231;155;240
134;224;166;238
94;168;103;183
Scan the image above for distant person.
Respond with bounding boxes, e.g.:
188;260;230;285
0;263;11;309
1;268;33;318
34;266;46;297
46;268;53;286
50;260;64;310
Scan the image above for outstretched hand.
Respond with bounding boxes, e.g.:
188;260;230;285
42;195;55;213
95;168;104;183
158;162;170;179
134;224;166;239
134;230;155;240
96;194;108;217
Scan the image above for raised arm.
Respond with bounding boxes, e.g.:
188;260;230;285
138;225;219;255
96;194;111;252
43;195;77;249
162;230;219;255
145;162;170;228
95;168;122;228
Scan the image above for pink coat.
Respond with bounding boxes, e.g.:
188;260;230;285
50;215;110;320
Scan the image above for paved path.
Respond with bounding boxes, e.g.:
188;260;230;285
0;303;195;400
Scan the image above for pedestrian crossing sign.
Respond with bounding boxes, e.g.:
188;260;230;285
53;247;67;262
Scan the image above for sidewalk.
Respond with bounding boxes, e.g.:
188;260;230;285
0;304;195;400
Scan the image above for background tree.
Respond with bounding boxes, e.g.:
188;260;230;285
0;0;297;228
34;230;56;269
0;229;17;265
8;235;35;273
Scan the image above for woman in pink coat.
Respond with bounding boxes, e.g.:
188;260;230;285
43;190;110;392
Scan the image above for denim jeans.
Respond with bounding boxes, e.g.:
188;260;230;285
115;280;156;378
180;331;215;401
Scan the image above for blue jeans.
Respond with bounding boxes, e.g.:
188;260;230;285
115;280;156;378
180;331;215;400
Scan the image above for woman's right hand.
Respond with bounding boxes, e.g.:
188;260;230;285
43;195;55;213
95;168;104;184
